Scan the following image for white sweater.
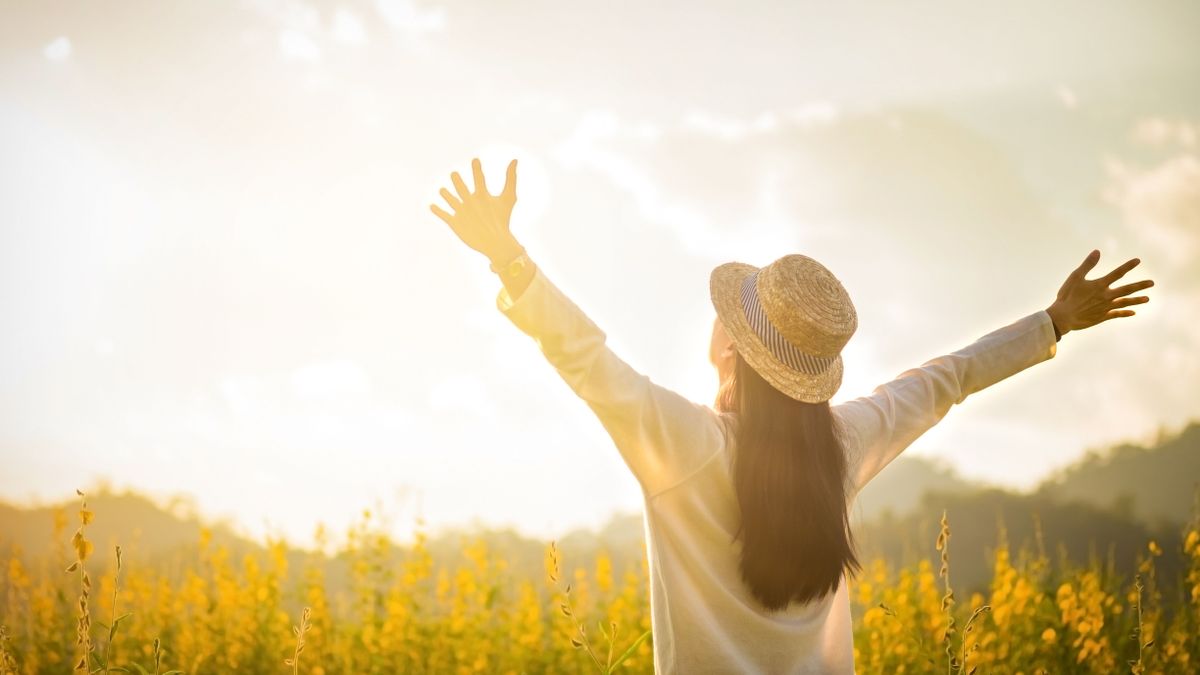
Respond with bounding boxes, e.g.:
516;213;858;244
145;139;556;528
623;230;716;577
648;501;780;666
496;264;1059;674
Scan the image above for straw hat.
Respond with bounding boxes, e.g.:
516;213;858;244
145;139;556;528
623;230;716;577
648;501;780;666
709;254;858;403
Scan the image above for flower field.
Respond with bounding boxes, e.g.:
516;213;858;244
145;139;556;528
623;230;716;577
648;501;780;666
1;491;1198;674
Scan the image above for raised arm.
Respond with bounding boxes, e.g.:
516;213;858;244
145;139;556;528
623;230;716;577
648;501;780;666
494;259;727;496
833;249;1154;497
832;309;1058;496
429;157;727;497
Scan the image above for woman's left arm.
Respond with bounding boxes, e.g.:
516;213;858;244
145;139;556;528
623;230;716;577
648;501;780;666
431;158;727;497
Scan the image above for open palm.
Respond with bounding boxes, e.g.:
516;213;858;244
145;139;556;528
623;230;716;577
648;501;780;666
1048;249;1155;335
429;157;522;263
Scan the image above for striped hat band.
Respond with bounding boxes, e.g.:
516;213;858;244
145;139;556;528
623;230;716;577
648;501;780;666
739;270;837;376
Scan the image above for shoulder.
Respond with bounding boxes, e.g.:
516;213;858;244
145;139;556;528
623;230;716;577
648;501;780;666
830;407;865;488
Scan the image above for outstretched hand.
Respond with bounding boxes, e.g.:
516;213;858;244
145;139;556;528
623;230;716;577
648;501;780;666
429;157;523;264
1046;249;1154;337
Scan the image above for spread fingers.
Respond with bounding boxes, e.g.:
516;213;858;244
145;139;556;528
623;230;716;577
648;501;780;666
1111;295;1150;308
1107;278;1155;298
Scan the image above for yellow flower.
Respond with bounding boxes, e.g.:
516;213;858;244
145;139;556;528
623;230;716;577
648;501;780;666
1042;628;1057;643
1184;530;1199;555
71;530;93;562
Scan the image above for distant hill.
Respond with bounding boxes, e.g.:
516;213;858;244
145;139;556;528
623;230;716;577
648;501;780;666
854;487;1186;595
853;455;983;522
1036;421;1200;527
0;489;259;566
0;487;647;599
3;420;1196;599
0;455;981;583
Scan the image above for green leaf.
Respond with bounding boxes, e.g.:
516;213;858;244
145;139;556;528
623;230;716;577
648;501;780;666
129;663;150;675
114;612;133;624
609;629;652;672
162;671;184;675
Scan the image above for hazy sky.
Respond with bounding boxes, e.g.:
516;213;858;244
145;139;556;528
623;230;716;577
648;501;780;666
2;0;1198;549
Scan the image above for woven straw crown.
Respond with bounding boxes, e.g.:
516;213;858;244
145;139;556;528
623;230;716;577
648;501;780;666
709;254;857;403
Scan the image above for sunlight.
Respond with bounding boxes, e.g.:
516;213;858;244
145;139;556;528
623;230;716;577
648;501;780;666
1;5;1196;671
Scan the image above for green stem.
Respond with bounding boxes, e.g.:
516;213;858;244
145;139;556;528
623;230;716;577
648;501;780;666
104;551;120;675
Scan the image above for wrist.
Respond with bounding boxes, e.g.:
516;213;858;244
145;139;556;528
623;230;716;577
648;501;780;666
487;240;525;267
1046;305;1068;341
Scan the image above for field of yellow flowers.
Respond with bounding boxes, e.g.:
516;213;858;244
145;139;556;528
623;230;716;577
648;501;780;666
1;490;1198;674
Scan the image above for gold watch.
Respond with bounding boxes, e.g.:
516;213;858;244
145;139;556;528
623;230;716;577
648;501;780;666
489;248;529;278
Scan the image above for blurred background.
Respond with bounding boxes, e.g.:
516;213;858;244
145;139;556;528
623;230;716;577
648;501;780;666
2;0;1198;555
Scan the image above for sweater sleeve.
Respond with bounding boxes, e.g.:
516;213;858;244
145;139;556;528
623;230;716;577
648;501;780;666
496;265;728;497
832;309;1059;497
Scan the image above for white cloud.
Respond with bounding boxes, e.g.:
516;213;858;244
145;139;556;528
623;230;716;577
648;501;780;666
43;36;71;61
242;0;319;27
375;0;446;35
786;101;840;127
550;109;751;260
1102;153;1200;268
279;28;321;62
680;109;781;140
219;374;274;417
332;8;367;45
291;359;371;401
94;338;114;356
502;91;569;120
428;373;496;421
1131;117;1199;148
679;102;839;140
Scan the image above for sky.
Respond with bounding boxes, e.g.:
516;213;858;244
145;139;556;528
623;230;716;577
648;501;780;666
1;0;1198;550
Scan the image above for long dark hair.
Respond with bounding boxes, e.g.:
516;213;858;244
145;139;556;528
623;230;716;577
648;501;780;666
716;350;861;611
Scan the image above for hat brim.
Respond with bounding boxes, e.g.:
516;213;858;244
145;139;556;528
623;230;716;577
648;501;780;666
709;262;844;404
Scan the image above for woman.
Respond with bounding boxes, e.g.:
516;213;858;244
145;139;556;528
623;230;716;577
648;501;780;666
429;157;1155;674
